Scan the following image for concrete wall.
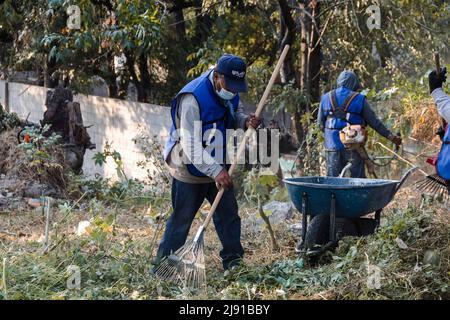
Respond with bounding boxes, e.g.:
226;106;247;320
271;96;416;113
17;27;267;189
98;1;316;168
0;80;172;180
0;80;6;107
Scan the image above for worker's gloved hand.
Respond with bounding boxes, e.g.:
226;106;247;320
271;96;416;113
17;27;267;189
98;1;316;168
389;133;402;146
215;169;233;190
429;67;447;93
437;126;446;141
245;113;262;129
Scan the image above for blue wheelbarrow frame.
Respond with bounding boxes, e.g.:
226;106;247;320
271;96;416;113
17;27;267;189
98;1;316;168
283;167;418;249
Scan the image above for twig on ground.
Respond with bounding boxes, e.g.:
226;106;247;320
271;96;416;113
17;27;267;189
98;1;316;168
43;197;52;253
257;196;279;252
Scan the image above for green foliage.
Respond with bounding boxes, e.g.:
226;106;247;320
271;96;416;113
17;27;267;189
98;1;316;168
0;103;20;132
87;214;115;247
93;142;126;180
242;168;280;204
212;202;450;299
0;173;448;300
186;39;220;78
106;0;161;55
132;128;171;191
270;81;310;115
18;124;62;173
0;230;164;300
320;0;449;91
297;109;323;176
74;141;169;208
2;0;447;107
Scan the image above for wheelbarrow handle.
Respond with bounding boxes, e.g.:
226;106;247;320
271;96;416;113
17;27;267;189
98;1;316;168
394;166;419;195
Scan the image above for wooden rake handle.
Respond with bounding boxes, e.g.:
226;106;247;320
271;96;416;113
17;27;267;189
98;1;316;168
435;52;440;79
200;45;290;232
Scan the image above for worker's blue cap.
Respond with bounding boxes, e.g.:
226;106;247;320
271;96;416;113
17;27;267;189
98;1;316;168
216;54;248;93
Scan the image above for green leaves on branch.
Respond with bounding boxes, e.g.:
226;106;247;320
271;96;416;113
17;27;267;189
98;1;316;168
93;142;125;180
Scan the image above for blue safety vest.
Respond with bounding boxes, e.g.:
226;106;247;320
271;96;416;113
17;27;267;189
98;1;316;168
163;70;239;177
437;125;450;180
321;87;365;150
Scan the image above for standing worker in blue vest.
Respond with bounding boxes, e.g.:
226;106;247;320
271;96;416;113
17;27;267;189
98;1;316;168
155;54;262;270
429;67;450;189
318;70;402;178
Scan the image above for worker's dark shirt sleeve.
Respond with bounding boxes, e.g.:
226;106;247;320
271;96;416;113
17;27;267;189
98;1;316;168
362;99;392;139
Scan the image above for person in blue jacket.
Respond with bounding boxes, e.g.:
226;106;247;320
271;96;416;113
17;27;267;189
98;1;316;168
318;70;402;178
429;67;450;188
155;54;261;271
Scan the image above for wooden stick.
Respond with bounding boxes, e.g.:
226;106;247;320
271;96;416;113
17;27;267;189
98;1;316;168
257;196;279;251
376;142;428;176
435;52;440;79
43;197;51;253
200;45;290;232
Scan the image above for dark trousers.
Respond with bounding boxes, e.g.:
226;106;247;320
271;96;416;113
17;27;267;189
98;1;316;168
155;178;244;270
325;149;366;178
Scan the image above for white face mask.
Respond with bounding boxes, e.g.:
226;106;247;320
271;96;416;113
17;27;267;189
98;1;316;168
216;88;236;100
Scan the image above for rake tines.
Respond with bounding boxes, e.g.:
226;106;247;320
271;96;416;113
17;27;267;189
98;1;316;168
414;174;450;204
153;231;206;290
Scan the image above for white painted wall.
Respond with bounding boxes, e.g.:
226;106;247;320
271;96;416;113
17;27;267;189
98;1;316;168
0;80;6;107
0;80;172;180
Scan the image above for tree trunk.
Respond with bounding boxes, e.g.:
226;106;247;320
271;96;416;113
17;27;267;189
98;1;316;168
41;87;95;176
125;51;147;102
298;0;322;175
297;0;322;125
105;51;118;98
308;1;321;108
44;56;58;88
194;0;212;43
173;5;186;42
278;0;297;84
138;53;151;101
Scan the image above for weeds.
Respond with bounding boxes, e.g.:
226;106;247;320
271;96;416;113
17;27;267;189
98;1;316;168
206;202;449;300
0;104;20;133
3;193;447;300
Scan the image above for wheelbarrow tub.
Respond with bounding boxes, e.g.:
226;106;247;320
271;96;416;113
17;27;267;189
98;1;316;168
283;176;399;218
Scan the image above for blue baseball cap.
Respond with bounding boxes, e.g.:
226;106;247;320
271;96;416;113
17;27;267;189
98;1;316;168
216;54;248;93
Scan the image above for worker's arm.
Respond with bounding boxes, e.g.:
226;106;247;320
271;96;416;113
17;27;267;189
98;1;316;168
429;67;449;122
362;100;399;141
431;88;450;123
178;94;224;179
362;100;391;138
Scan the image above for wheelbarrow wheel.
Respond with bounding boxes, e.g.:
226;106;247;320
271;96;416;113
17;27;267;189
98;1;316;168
304;214;330;249
305;216;373;249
